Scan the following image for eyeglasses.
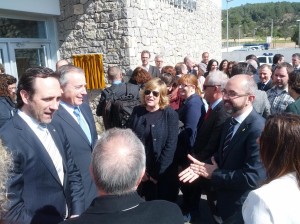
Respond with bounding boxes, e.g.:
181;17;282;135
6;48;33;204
203;85;221;91
144;90;160;97
222;90;250;99
179;84;193;88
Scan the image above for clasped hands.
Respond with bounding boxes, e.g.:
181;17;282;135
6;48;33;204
179;154;218;183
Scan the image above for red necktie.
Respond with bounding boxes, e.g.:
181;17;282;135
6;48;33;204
204;107;212;120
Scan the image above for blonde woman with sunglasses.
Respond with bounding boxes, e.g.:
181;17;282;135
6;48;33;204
128;78;179;203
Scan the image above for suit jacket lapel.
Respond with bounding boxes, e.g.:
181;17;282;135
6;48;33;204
57;105;91;145
13;115;63;185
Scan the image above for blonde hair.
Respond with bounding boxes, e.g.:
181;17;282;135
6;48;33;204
140;78;169;109
0;139;13;217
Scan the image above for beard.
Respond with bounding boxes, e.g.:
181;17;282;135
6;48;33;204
224;98;247;115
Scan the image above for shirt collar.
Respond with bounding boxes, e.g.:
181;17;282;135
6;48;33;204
234;106;253;124
17;109;43;131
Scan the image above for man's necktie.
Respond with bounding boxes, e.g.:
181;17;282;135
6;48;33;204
222;117;238;153
39;124;64;184
73;107;92;144
204;106;212;120
260;84;266;90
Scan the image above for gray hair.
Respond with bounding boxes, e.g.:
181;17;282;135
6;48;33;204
206;71;229;89
92;128;146;195
183;55;193;63
154;54;163;61
57;65;85;86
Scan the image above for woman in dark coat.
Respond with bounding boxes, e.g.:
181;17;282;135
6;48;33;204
176;74;206;220
0;74;17;128
129;78;179;202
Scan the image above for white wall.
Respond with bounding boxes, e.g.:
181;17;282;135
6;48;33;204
0;0;60;15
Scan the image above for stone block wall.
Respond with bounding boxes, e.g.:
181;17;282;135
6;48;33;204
57;0;221;134
58;0;221;76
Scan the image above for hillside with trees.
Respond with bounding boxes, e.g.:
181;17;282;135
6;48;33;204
222;1;300;44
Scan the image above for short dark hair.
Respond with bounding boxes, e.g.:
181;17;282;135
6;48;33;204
292;53;300;59
231;62;256;76
141;50;151;58
16;67;59;109
159;72;177;87
273;54;284;64
274;62;294;75
246;54;260;67
288;70;300;95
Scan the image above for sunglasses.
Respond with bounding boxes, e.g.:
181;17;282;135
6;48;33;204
203;85;221;91
144;90;160;97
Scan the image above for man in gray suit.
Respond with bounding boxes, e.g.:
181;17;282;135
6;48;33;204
52;65;98;209
140;50;160;77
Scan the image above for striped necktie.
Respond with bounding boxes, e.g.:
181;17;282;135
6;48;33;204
39;124;64;184
222;118;238;153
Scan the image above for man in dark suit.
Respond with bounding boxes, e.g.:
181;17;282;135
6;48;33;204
51;65;98;209
0;67;84;224
180;71;230;222
193;71;230;161
140;50;160;77
180;74;266;223
257;64;273;91
60;128;184;224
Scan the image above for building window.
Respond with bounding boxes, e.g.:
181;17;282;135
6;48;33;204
0;18;46;39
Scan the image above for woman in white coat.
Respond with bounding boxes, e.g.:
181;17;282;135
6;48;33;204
242;113;300;224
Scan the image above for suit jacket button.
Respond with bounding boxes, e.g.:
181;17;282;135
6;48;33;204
152;124;155;127
153;139;156;141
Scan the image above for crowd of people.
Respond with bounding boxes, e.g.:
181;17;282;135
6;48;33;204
0;51;299;224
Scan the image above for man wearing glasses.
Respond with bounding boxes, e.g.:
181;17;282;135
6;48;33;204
154;54;164;73
179;74;266;223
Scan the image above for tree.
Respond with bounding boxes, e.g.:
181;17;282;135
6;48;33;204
292;27;299;45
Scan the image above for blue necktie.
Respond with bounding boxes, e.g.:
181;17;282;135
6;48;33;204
222;118;238;153
73;107;92;144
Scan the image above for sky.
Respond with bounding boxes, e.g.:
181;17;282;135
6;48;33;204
221;0;300;9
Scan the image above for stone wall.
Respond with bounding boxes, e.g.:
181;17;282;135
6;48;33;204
58;0;221;76
57;0;221;134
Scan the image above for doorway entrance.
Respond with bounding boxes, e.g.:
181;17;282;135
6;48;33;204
0;42;52;78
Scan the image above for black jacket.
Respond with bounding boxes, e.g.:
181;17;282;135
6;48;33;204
60;192;184;224
128;106;178;179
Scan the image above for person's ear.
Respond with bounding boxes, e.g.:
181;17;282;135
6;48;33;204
20;90;30;104
135;168;145;189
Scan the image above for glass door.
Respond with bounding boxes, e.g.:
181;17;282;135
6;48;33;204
9;42;50;78
0;43;10;75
